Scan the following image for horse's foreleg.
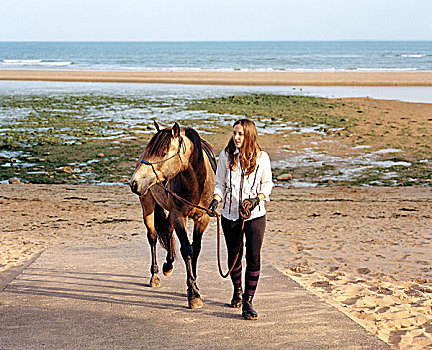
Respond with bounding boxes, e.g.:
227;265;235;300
147;227;160;288
140;195;160;288
174;217;203;309
192;215;209;279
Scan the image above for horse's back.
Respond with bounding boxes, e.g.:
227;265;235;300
201;139;217;174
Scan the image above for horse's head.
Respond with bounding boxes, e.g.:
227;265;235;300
130;122;188;196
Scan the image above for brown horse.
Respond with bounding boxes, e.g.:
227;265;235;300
129;122;216;309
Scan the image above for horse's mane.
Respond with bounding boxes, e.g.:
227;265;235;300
146;129;174;157
184;127;204;165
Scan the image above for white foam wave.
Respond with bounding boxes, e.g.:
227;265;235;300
0;62;424;73
399;54;428;58
355;67;418;72
1;59;73;66
4;59;43;63
79;66;421;73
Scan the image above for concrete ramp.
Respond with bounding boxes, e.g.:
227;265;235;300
0;237;389;349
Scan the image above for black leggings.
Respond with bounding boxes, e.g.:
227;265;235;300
221;215;266;273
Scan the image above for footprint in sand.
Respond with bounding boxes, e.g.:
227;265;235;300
349;309;376;322
311;280;333;288
368;285;393;295
376;306;391;313
357;267;371;275
341;296;360;306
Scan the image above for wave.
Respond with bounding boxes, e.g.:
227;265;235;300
1;59;73;66
354;68;418;72
112;67;420;73
3;59;44;63
0;62;424;73
398;54;428;58
280;67;418;73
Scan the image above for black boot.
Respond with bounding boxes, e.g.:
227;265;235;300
230;285;243;308
242;294;258;320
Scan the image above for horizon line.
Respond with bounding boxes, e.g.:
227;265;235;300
1;39;432;43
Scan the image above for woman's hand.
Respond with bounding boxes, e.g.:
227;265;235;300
207;198;219;217
239;197;260;219
244;197;260;211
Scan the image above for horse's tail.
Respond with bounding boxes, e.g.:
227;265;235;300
154;203;176;259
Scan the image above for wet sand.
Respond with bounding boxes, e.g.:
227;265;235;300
1;184;431;349
1;70;432;86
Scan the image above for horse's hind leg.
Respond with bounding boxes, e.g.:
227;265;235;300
162;217;175;277
192;214;209;278
140;195;160;288
173;215;203;309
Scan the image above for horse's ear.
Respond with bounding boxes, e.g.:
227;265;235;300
172;122;180;138
153;120;160;132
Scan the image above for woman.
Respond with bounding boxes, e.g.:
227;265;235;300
208;118;273;320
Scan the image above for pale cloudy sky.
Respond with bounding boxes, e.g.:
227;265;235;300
1;0;432;41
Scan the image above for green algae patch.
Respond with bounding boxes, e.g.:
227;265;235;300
0;138;145;185
186;93;432;159
1;93;431;187
186;93;432;187
187;94;357;130
0;94;158;184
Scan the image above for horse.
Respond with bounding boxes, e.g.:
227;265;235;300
129;121;217;309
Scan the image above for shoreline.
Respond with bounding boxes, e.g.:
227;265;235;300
1;70;432;86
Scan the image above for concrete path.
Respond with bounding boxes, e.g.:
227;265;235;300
0;234;389;349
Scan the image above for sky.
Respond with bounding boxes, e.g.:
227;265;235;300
1;0;432;41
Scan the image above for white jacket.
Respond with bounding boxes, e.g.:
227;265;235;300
213;149;273;221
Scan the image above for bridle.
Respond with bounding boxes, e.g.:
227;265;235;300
141;135;186;172
140;134;240;279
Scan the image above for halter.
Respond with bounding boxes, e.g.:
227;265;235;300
140;136;186;183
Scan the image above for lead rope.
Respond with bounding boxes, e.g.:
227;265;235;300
151;178;250;278
216;211;247;278
155;182;248;278
148;165;236;278
217;199;253;278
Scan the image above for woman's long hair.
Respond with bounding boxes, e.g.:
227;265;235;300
225;119;261;176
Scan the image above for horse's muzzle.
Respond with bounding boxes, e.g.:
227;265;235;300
129;179;141;196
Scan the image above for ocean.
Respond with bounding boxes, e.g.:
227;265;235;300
1;41;432;72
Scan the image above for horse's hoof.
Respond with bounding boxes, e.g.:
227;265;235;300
163;262;173;277
188;296;203;309
149;275;161;288
187;287;202;309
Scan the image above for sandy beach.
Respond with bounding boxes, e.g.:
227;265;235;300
1;70;432;86
1;70;432;349
2;0;432;345
1;184;431;349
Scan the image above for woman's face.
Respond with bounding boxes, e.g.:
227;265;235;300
233;124;245;149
